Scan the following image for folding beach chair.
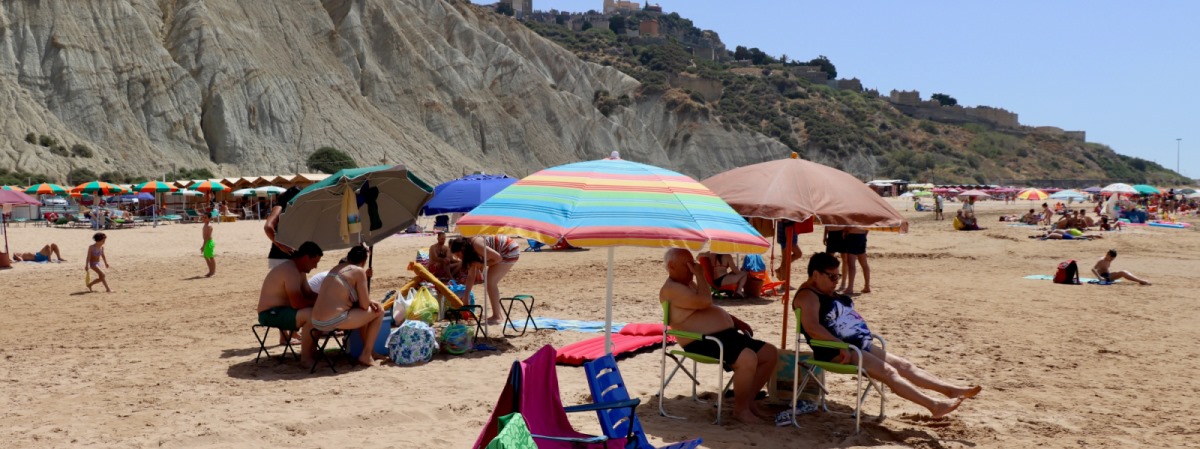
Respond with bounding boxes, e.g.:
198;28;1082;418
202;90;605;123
790;306;886;434
658;302;733;425
309;328;350;374
500;294;538;337
251;324;299;363
585;355;703;449
474;345;637;449
696;255;739;298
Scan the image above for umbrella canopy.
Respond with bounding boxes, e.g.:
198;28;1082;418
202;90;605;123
898;192;914;198
116;192;155;202
24;183;69;195
132;181;177;193
75;181;127;195
458;157;770;354
0;190;41;253
1101;183;1138;195
170;189;205;197
191;181;227;193
1049;189;1088;201
956;189;991;200
1187;192;1200;199
460;158;771;253
230;188;258;198
1;185;21;191
0;189;39;206
1017;188;1048;200
1132;184;1160;195
278;165;434;252
1179;188;1196;195
912;190;932;197
1083;186;1103;194
255;186;287;195
422;173;518;215
701;155;907;232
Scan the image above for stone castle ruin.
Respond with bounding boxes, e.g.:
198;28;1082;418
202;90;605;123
887;89;1084;141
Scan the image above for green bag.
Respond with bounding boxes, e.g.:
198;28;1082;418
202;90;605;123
485;413;537;449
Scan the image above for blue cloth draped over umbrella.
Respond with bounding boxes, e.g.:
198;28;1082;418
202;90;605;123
422;174;517;215
117;192;155;202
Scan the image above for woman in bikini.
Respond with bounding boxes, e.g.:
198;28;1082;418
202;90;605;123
450;235;520;325
310;245;385;367
86;232;111;292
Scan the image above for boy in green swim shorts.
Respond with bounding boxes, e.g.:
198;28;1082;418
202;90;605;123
201;214;216;277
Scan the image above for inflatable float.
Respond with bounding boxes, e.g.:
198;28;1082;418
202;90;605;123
382;262;465;310
1148;221;1191;229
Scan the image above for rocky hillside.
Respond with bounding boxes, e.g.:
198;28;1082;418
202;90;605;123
0;0;786;183
524;14;1187;185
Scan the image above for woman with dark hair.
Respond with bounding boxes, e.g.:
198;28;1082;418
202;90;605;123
311;245;384;367
794;252;981;418
449;235;520;325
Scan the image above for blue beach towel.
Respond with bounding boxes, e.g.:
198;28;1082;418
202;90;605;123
531;317;626;333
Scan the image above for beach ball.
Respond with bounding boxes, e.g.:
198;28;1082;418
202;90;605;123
387;321;438;365
441;323;473;355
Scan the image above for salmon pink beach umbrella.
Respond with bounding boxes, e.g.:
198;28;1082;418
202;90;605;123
701;153;907;349
0;189;40;254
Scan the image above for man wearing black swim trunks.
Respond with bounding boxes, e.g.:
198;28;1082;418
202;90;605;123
660;248;777;424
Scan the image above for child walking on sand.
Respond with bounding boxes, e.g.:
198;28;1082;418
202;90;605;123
201;214;216;277
86;232;111;292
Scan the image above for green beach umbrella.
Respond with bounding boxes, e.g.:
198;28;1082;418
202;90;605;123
132;181;177;193
75;181;127;195
1132;184;1160;195
170;189;205;197
230;188;258;197
190;180;227;193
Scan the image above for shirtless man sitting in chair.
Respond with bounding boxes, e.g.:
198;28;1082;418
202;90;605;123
661;249;777;423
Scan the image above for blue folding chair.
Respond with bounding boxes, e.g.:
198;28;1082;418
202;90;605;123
584;355;703;449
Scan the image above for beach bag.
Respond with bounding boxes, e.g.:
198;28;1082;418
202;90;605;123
406;286;440;325
387;321;439;365
1053;260;1080;285
741;254;767;273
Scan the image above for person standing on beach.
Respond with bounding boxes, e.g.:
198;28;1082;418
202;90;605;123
934;194;944;220
264;187;302;269
841;229;870;295
450;235;520;325
85;232;111;293
201;214;216;277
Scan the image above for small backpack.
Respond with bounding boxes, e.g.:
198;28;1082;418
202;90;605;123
1053;260;1080;284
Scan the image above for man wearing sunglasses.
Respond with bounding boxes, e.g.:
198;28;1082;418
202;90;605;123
661;248;778;424
795;252;981;418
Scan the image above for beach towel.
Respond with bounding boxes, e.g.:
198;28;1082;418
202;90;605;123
532;317;625;333
1025;274;1117;284
555;324;675;366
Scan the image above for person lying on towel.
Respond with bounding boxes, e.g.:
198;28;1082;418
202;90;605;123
660;248;777;424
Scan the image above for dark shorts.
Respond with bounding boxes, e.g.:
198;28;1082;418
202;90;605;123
776;224;799;248
843;233;867;255
258;306;299;331
1099;273;1112;282
825;231;844;254
681;328;767;372
812;341;872;363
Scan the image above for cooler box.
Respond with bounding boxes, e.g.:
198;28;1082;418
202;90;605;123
348;313;393;358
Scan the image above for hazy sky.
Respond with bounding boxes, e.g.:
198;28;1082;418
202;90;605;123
473;0;1199;179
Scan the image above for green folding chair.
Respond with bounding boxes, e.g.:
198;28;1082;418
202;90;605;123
658;302;734;425
791;306;886;434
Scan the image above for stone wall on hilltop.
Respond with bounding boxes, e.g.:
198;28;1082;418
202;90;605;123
0;0;787;183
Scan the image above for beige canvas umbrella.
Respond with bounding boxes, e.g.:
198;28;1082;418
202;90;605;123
702;153;908;349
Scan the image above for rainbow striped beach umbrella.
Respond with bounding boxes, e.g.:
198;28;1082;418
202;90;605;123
457;156;769;353
24;183;69;195
75;181;127;195
1017;188;1049;201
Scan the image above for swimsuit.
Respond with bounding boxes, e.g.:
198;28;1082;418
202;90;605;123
258;306;299;331
312;271;358;332
843;232;868;255
33;253;49;263
1099;272;1112;282
681;327;767;372
800;288;874;363
484;235;521;263
90;248;102;268
202;239;215;259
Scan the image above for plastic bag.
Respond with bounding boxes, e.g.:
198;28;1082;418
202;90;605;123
406;286;439;325
448;280;475;305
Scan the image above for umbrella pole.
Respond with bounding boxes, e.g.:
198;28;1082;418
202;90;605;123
780;222;793;351
367;244;374;291
605;247;615;355
2;212;8;254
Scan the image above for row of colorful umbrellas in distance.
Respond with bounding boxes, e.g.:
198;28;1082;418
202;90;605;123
15;181;227;196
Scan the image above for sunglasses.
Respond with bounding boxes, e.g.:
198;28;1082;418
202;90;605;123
822;271;841;281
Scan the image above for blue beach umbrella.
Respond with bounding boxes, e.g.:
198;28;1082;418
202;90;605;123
422;173;518;215
1049;189;1088;201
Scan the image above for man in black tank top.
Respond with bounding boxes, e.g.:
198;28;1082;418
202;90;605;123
264;187;302;269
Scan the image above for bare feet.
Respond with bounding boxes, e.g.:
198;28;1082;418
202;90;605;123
954;385;982;399
928;397;965;419
862;287;871;293
205;273;214;278
750;402;775;420
485;317;503;326
356;356;377;367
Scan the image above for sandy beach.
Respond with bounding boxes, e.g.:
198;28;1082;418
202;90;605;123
2;199;1198;448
